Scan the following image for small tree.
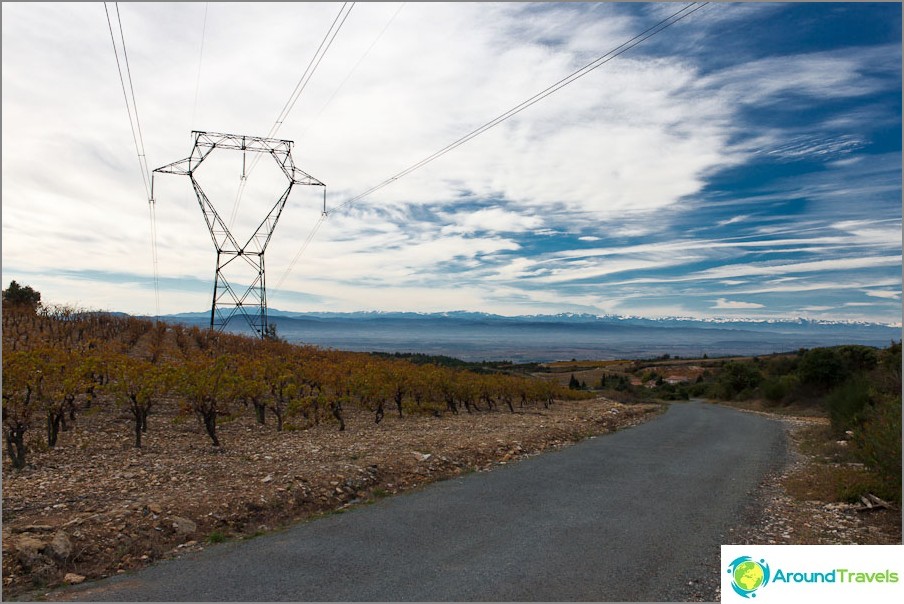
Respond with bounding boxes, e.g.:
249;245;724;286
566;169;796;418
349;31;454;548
109;356;172;447
2;280;41;312
715;361;762;400
178;354;235;447
2;351;38;469
30;346;91;448
267;367;299;432
798;347;847;391
234;357;269;425
263;323;282;342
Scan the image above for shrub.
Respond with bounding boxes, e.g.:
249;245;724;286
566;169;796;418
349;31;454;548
761;374;799;406
837;345;879;374
686;381;709;398
715;361;762;400
764;354;798;377
852;395;902;502
798;347;847;391
826;375;872;436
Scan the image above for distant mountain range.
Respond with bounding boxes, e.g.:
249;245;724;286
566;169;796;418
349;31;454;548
164;308;901;331
156;309;902;363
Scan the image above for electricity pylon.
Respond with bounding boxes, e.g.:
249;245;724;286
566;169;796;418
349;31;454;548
153;130;324;337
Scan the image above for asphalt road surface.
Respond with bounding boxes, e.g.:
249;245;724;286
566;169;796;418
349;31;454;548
50;400;786;602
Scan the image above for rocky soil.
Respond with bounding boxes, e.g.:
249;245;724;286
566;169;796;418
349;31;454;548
2;396;659;599
4;400;899;602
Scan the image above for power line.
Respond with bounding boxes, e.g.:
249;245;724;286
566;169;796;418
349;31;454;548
274;212;328;291
228;2;355;230
326;2;709;217
273;5;406;295
272;2;709;295
105;3;152;200
298;2;405;139
104;2;160;320
189;2;209;132
268;2;356;141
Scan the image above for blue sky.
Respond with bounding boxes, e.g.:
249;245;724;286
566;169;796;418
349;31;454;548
2;2;901;323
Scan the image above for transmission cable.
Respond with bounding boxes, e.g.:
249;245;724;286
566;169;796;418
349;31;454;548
273;2;710;290
104;2;160;320
272;4;402;293
268;2;356;141
189;2;209;133
298;2;405;139
273;212;328;291
327;2;708;216
228;2;355;230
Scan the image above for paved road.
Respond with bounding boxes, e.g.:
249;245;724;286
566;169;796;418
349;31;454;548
51;400;786;602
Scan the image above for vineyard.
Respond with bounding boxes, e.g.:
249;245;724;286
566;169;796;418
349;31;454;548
1;302;660;596
1;304;597;460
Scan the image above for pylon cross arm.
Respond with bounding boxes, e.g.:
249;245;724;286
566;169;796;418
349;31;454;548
290;168;325;186
154;157;192;175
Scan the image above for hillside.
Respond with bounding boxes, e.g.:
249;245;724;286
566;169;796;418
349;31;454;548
1;304;659;597
3;304;900;599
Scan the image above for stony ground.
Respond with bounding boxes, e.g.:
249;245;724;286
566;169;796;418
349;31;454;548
2;396;660;599
4;399;899;602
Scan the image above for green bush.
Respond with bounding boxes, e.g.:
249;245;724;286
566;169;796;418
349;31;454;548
761;378;786;406
837;345;879;373
761;374;799;406
686;381;709;398
879;341;901;373
825;375;871;436
764;354;798;377
715;361;763;400
798;347;847;390
852;395;902;503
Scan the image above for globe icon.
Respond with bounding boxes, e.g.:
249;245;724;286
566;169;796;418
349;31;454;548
733;560;765;592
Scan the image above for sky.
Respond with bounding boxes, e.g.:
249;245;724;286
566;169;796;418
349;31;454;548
2;2;902;324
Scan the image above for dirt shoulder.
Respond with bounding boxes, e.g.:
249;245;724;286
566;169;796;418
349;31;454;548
701;404;902;602
678;402;901;603
737;410;901;546
2;396;660;599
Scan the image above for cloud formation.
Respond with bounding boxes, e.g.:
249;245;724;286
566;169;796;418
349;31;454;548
1;3;900;323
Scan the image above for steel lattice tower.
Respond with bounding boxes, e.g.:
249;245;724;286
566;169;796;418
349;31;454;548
154;131;324;336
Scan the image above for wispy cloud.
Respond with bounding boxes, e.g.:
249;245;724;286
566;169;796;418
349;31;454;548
712;298;765;310
1;3;900;322
691;256;902;281
863;289;902;300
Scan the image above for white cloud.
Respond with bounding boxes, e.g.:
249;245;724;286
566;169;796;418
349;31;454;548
441;207;544;235
716;215;750;227
699;45;899;108
831;220;902;249
1;3;900;325
712;298;765;310
692;256;902;281
863;290;901;300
